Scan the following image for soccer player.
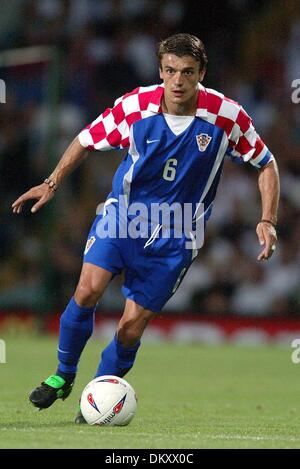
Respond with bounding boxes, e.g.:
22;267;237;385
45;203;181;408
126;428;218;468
12;33;279;423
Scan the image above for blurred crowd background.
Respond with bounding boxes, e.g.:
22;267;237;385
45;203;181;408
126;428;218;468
0;0;299;317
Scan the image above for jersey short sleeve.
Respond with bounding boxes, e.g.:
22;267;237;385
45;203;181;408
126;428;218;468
204;88;274;169
226;105;274;169
78;87;142;151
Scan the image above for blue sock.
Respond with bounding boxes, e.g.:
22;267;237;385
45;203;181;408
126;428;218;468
56;297;96;380
95;334;141;378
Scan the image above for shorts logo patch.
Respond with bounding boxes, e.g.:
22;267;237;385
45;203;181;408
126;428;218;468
196;133;212;152
84;236;96;255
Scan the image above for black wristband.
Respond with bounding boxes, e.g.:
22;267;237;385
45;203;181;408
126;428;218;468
259;219;277;228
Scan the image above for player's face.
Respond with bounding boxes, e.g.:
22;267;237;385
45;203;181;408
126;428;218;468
159;54;205;113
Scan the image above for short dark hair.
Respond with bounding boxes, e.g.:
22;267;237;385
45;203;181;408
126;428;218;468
157;33;208;71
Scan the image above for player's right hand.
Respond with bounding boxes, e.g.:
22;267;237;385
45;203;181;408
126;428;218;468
11;183;55;214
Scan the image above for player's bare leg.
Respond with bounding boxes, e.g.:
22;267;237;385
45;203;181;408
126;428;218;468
95;298;155;378
29;263;113;410
117;299;155;346
74;263;113;307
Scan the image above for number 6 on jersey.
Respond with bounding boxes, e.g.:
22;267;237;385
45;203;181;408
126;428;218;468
163;158;178;181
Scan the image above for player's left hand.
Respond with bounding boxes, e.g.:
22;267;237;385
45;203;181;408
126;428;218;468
256;221;277;261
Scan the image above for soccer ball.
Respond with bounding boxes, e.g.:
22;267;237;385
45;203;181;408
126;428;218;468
80;375;137;426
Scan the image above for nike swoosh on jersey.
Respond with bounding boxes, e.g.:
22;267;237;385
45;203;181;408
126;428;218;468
146;139;160;144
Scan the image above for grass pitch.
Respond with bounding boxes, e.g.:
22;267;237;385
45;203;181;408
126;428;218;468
0;334;299;449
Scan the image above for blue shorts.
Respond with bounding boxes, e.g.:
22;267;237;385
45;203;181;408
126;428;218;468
83;210;197;312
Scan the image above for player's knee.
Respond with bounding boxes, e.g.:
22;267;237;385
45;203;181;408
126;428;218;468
74;282;101;308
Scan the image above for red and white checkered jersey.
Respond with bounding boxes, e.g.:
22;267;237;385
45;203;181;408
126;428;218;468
78;83;273;169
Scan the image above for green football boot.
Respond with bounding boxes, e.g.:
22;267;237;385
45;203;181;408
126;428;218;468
29;375;74;409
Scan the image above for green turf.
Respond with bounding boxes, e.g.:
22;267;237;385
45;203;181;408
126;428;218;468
0;334;299;449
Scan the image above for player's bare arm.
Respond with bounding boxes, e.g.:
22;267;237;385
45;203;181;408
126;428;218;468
12;137;88;214
256;159;280;261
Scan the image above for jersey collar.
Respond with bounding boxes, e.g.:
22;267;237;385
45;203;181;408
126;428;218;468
147;82;208;118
